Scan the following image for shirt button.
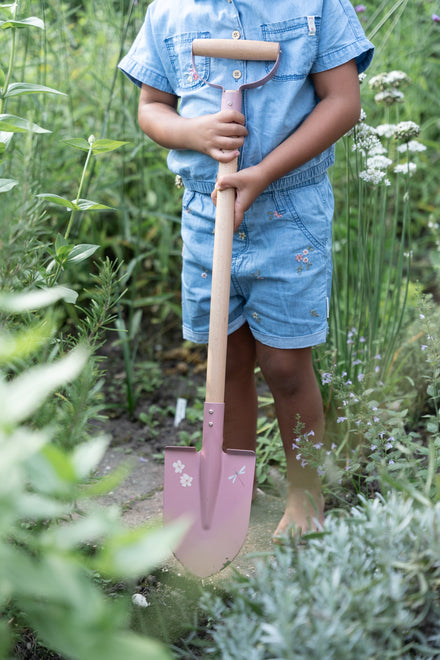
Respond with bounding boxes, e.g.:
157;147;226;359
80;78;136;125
232;69;242;80
232;30;241;40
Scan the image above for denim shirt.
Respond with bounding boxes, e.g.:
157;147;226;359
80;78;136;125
119;0;374;193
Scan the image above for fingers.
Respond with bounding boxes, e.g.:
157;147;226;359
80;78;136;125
213;148;240;163
213;110;248;148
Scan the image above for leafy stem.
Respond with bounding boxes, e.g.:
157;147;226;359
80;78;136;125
64;136;95;241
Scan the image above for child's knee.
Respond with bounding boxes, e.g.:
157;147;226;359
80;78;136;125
258;347;316;396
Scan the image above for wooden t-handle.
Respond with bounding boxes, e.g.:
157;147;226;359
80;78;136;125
192;39;280;61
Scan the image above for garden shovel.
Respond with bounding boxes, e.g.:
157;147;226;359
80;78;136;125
163;39;281;578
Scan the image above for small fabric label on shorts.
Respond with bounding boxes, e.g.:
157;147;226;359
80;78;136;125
307;16;317;36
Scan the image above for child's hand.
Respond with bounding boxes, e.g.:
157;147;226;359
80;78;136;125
211;164;268;230
192;110;248;162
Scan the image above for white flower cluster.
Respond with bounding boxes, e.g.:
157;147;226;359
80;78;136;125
393;162;417;176
374;89;404;105
345;71;426;185
397;140;427;153
369;71;410;106
393;120;421;141
369;71;409;90
359;168;391;185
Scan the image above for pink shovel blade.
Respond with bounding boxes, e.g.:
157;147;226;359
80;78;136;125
163;403;256;577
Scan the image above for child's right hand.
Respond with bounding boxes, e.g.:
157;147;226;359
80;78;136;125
190;110;248;162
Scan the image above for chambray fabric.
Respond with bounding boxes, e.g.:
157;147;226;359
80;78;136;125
119;0;374;191
119;0;373;347
181;175;334;348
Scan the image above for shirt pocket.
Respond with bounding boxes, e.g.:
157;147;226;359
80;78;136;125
260;17;320;81
164;31;211;91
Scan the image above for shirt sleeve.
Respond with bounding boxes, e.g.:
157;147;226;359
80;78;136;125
311;0;374;74
118;7;174;93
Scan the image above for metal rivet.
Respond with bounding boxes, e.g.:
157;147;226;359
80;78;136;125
227;101;232;106
209;422;214;427
209;409;214;414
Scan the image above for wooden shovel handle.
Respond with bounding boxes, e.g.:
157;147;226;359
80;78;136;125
205;157;237;404
192;39;280;61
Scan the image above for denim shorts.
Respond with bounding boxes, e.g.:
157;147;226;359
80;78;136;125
181;174;334;349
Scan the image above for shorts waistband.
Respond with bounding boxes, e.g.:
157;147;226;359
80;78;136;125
181;154;334;195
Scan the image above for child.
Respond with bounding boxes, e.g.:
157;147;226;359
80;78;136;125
119;0;374;538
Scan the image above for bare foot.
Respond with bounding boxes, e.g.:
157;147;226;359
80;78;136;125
273;488;325;542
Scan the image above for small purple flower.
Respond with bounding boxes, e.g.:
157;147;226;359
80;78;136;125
355;4;367;12
432;14;440;22
337;416;348;423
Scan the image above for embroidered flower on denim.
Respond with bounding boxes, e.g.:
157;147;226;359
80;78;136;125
201;271;208;279
186;65;200;84
295;246;314;274
267;209;284;221
238;231;247;240
252;311;261;323
251;269;264;279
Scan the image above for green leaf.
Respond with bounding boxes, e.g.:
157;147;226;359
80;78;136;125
0;17;45;30
91;139;130;154
4;82;66;98
0;347;88;424
0;177;17;192
55;232;69;250
71;436;109;478
95;520;189;578
16;493;71;520
55;244;75;261
36;193;78;209
0;113;50;133
76;198;113;211
0;285;78;311
62;137;91;151
0;321;52;364
66;243;100;263
0;130;14;150
62;138;130;154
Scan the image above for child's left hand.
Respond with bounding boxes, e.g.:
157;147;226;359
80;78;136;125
211;164;268;230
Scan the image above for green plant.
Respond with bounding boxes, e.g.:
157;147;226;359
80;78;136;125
196;492;440;659
0;290;186;659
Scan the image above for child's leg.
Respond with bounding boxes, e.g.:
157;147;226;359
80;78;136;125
256;343;325;536
222;323;258;453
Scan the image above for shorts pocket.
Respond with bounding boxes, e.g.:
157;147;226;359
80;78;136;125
276;177;333;252
165;31;211;91
260;17;320;81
